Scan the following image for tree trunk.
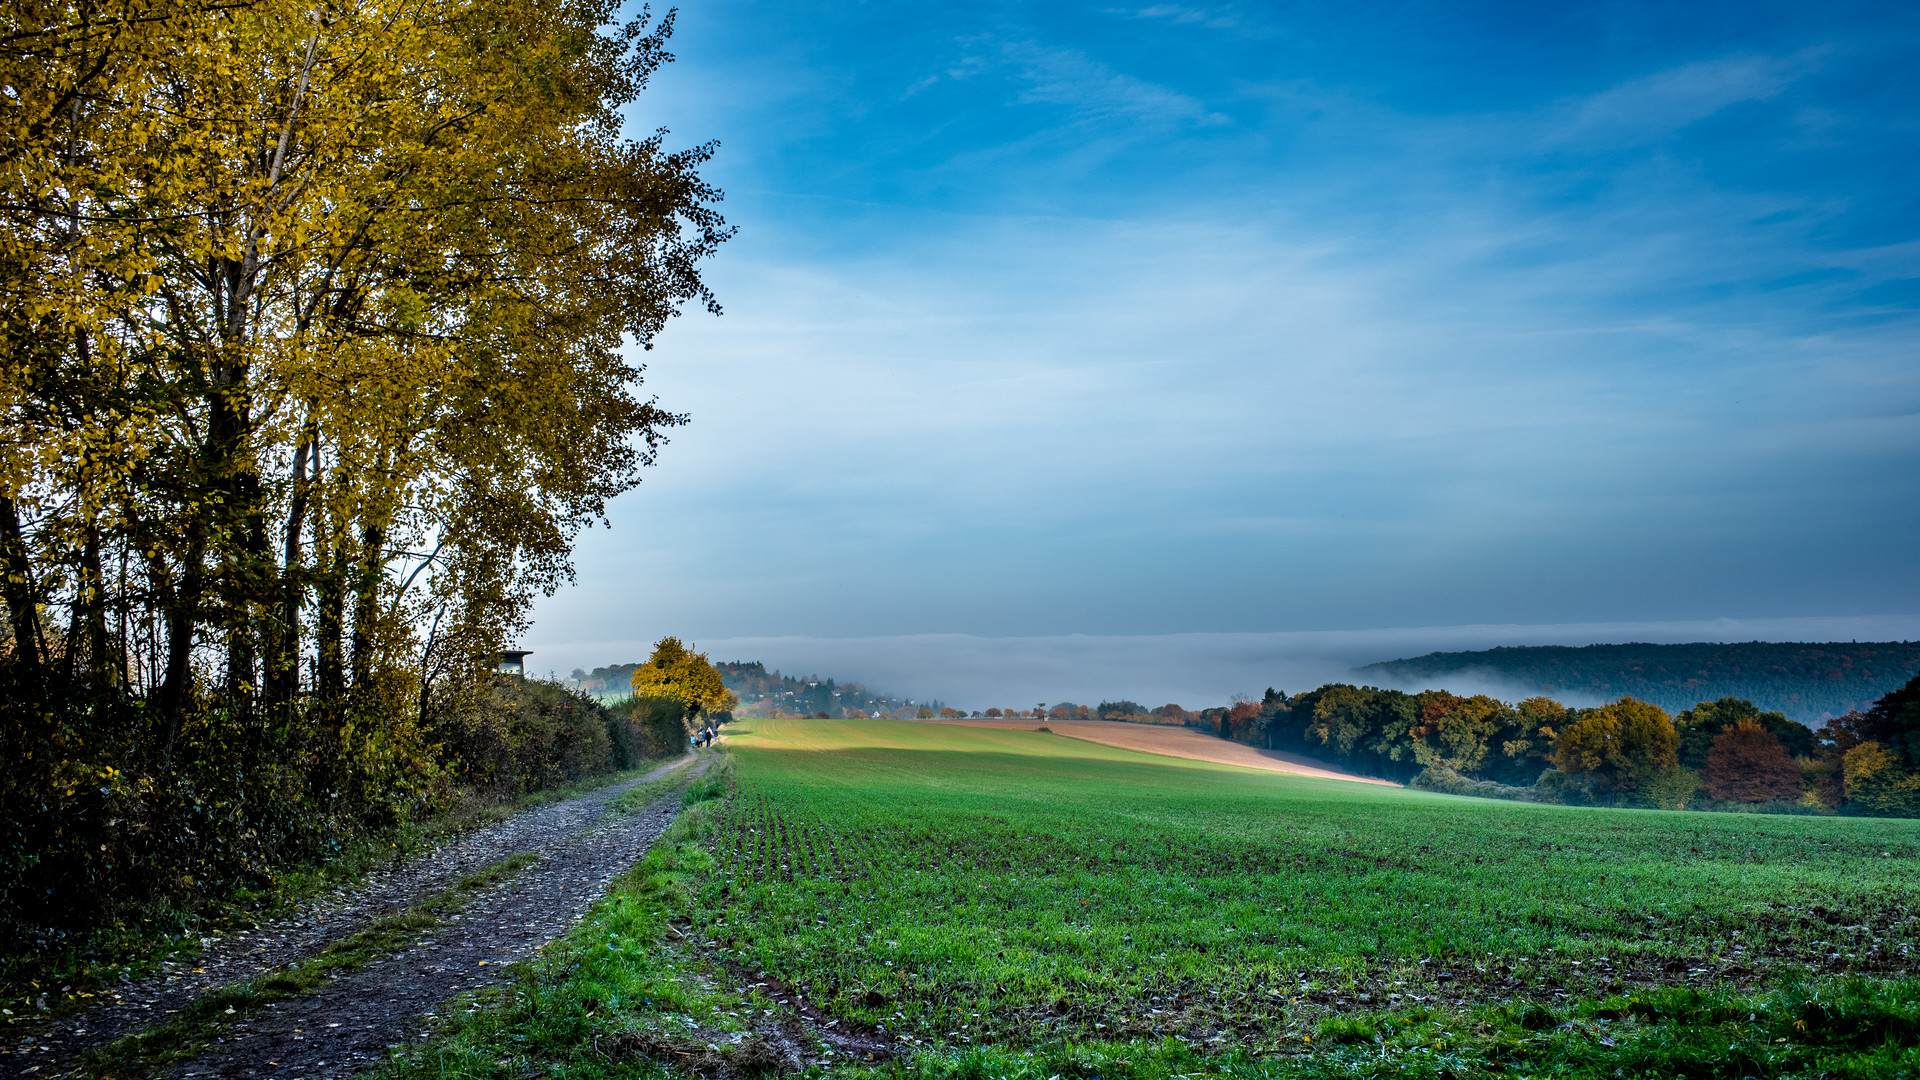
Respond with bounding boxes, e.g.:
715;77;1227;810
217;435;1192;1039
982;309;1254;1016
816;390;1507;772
315;510;346;703
75;525;114;689
158;521;207;757
264;429;313;709
348;524;385;693
0;494;43;676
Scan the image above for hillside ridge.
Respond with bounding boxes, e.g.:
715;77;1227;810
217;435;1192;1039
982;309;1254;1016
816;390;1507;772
1356;640;1920;722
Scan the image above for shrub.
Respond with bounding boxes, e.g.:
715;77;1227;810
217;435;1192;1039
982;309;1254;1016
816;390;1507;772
607;695;692;764
1412;764;1537;802
1639;766;1702;810
1534;767;1605;806
434;679;613;797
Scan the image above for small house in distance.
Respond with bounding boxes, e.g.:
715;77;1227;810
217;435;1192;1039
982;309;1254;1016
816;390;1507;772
497;650;532;677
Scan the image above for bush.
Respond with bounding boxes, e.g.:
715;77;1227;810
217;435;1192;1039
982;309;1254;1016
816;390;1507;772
432;679;611;797
1412;764;1538;801
1639;766;1702;810
607;696;693;764
1534;767;1605;805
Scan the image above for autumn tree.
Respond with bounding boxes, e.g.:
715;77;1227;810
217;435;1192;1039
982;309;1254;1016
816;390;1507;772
1701;719;1801;802
1844;741;1920;817
629;637;733;723
0;0;725;940
1854;673;1920;768
1408;692;1509;773
1836;674;1920;816
1551;698;1679;794
1676;698;1815;768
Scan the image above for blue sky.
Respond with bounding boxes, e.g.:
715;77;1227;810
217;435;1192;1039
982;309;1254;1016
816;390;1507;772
526;0;1920;699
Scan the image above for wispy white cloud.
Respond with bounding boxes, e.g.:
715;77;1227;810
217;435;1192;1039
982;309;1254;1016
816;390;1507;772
530;2;1920;657
1001;40;1229;126
1548;52;1818;146
1124;4;1241;30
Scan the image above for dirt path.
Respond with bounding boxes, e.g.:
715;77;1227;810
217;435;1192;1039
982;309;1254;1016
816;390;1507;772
170;767;708;1079
13;755;704;1077
933;718;1400;786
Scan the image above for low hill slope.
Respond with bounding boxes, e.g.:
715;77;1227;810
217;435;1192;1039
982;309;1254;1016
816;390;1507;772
933;716;1398;786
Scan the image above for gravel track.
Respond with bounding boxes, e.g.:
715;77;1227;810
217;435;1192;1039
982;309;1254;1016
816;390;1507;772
10;755;702;1076
172;766;708;1078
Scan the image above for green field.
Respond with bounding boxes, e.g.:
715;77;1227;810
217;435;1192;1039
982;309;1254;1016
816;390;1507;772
382;718;1920;1079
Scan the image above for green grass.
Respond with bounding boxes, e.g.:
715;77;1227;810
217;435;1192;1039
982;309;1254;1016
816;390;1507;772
373;719;1920;1079
608;755;704;814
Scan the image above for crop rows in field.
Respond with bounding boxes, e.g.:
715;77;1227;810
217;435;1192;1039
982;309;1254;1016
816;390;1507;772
714;795;876;884
689;723;1920;1052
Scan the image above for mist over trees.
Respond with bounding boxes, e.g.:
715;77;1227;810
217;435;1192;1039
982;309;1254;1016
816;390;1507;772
1357;642;1920;721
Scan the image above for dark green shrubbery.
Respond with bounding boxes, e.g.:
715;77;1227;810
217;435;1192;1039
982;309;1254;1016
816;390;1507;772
608;694;704;765
433;679;616;798
0;673;690;1001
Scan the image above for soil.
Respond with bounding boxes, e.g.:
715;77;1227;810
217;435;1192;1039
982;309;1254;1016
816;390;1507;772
12;755;707;1078
931;717;1399;786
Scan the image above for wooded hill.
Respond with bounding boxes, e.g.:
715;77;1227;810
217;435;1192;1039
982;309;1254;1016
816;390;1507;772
1356;641;1920;722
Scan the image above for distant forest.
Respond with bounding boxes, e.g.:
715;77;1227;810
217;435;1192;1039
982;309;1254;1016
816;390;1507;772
573;661;931;718
1356;641;1920;722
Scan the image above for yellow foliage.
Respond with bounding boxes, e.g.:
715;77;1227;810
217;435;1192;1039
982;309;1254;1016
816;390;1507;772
1551;698;1678;791
629;636;733;716
1844;741;1920;817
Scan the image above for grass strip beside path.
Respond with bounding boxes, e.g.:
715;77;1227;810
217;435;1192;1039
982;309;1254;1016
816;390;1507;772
373;758;786;1080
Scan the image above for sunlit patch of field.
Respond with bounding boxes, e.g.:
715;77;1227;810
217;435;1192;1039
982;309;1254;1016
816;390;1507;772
707;718;1918;1043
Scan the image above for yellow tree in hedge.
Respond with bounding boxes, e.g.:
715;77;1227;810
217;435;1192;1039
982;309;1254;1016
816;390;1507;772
630;636;734;723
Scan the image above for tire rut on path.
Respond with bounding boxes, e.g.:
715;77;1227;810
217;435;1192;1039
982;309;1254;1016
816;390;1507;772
171;766;709;1078
12;755;700;1075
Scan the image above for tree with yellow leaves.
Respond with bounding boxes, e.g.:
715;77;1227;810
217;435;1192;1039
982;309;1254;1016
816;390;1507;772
629;636;734;723
1551;697;1679;794
0;0;726;941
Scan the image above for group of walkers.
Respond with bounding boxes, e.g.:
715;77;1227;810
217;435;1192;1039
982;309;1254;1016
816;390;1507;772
691;723;721;751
